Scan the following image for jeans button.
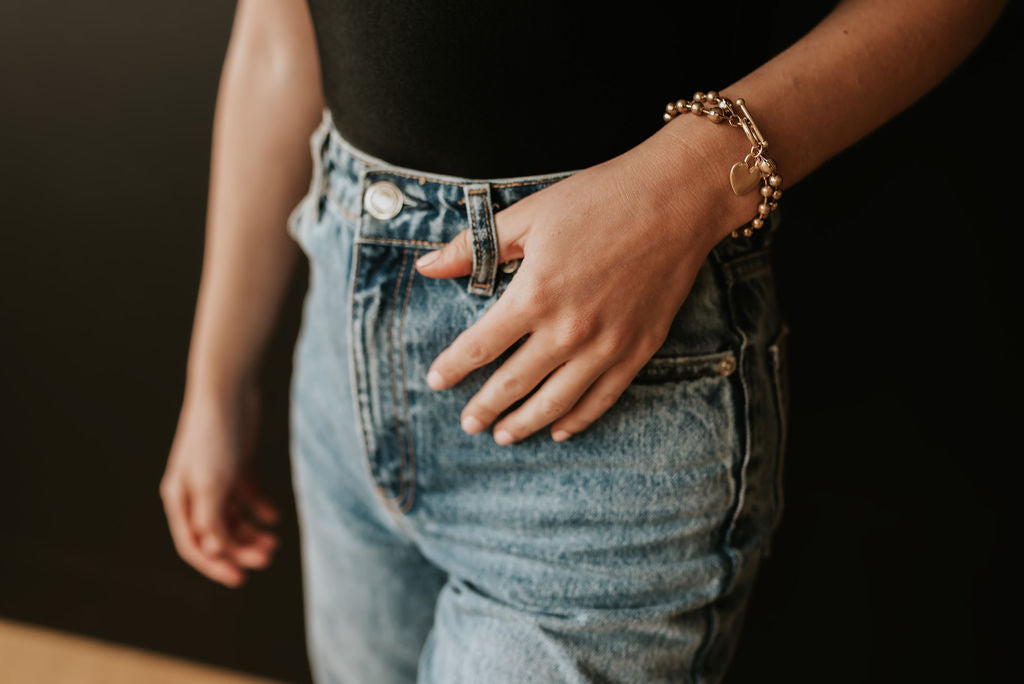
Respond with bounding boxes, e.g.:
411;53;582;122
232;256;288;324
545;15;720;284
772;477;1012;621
500;258;521;274
364;180;404;220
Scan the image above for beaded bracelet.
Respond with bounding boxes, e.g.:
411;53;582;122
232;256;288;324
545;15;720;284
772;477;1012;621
663;92;783;238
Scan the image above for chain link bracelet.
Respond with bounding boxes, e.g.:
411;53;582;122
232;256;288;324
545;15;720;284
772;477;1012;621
663;92;783;238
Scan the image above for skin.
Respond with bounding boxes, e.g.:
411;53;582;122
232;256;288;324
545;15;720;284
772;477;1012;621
161;0;1007;586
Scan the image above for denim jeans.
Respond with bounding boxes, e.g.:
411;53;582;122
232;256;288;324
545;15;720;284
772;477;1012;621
286;108;791;684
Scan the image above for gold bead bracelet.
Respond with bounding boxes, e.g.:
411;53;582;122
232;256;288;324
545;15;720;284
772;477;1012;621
662;91;782;239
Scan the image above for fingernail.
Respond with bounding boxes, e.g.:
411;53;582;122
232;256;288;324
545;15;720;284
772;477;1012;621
494;429;514;446
416;250;441;268
462;415;484;434
552;430;572;442
427;370;445;390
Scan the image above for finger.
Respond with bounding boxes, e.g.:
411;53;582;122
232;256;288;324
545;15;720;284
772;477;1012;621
161;481;245;587
235;472;280;526
188;478;234;560
548;355;648;442
459;329;574;435
425;291;532;391
490;354;610;445
414;210;525;278
223;501;279;569
414;227;475;277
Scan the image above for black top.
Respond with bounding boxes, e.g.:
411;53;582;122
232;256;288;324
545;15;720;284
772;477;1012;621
306;1;779;178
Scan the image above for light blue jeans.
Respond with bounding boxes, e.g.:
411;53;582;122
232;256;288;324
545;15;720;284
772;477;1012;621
286;108;791;683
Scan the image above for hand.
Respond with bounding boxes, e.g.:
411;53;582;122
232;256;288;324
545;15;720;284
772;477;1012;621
160;382;281;587
414;129;734;445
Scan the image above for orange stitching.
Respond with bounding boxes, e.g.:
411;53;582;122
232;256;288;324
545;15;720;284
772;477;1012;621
357;237;444;247
384;249;410;506
350;240;385;504
396;249;419;512
327;194;359;223
467;190;486;287
491;177;572;188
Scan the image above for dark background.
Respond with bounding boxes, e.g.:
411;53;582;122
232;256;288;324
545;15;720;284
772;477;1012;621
1;2;1019;682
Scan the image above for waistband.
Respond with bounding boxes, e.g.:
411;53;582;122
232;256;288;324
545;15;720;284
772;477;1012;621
309;108;779;267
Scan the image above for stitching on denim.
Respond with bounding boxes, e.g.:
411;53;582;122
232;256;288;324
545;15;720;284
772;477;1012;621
356;237;444;247
691;256;751;680
383;249;410;506
336;141;578;188
768;324;790;536
326;193;359;223
633;350;737;382
349;214;385;512
482;190;499;292
395;249;419;513
467;188;488;291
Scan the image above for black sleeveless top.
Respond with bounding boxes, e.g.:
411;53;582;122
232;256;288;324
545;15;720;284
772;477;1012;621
305;1;779;178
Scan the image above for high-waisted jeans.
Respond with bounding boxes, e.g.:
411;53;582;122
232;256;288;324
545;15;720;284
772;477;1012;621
286;108;791;684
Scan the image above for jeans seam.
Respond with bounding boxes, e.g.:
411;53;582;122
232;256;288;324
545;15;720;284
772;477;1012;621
349;219;381;513
383;249;412;508
357;236;443;247
395;249;419;513
691;260;750;681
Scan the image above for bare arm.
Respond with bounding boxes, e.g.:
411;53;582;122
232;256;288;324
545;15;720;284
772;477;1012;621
654;0;1009;250
161;0;323;587
185;0;323;410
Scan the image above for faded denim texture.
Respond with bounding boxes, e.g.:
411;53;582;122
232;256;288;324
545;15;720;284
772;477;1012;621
286;109;791;684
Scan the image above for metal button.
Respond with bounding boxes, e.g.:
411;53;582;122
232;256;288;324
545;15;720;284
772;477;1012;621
718;355;737;375
500;258;521;274
363;180;404;220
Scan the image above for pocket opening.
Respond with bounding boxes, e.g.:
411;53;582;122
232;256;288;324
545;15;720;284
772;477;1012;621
632;348;737;384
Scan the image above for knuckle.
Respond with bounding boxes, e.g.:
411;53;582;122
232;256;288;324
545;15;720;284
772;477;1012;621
539;394;572;417
498;373;527;397
594;330;629;359
512;282;548;314
462;338;489;366
550;324;585;353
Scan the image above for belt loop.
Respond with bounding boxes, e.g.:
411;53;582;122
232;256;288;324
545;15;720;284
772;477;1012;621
286;108;332;239
310;108;332;223
463;182;499;297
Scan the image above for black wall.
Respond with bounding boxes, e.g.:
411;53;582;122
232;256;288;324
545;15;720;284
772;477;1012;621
1;2;1018;682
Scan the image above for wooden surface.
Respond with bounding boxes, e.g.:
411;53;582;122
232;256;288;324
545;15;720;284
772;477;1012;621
0;618;287;684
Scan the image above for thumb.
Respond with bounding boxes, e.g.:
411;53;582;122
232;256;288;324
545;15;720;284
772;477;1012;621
415;213;525;278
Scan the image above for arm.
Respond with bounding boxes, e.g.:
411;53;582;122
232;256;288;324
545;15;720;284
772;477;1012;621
186;0;323;408
654;0;1009;252
413;0;1007;445
161;0;323;587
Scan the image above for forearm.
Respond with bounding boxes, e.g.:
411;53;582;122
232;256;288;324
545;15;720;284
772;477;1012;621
647;0;1007;249
184;6;323;408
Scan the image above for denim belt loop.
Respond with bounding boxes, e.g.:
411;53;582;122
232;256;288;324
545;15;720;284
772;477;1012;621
463;182;499;297
310;111;332;224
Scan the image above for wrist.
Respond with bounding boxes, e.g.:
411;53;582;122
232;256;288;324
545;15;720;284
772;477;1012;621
644;107;769;251
183;363;259;414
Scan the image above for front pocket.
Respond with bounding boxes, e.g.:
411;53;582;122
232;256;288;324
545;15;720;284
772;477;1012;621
632;348;738;384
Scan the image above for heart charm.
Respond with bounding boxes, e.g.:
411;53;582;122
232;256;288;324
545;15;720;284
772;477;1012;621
729;161;761;196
